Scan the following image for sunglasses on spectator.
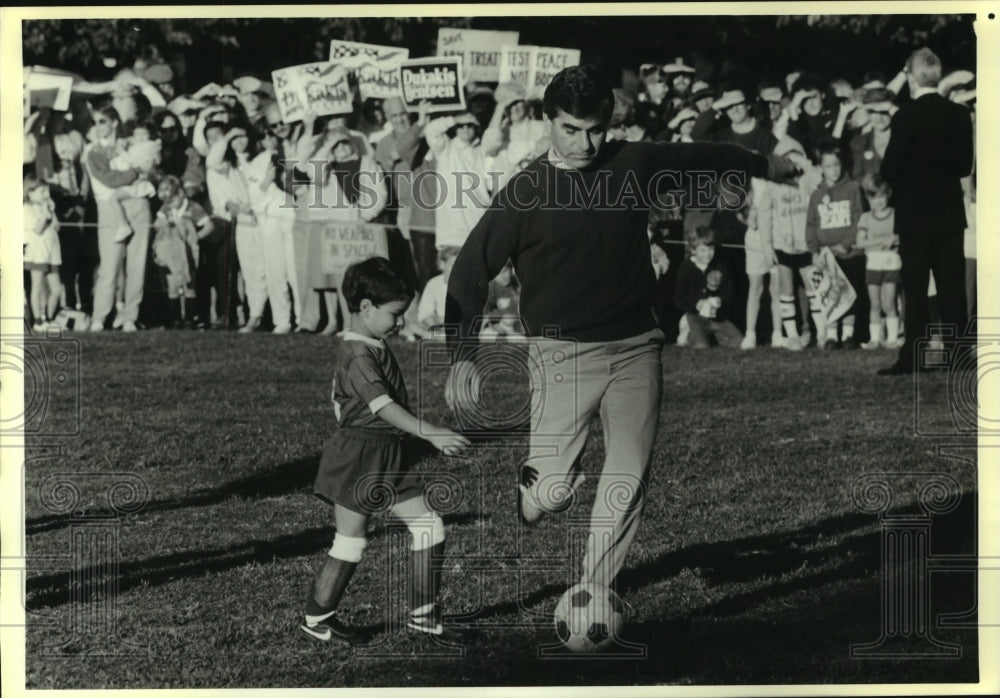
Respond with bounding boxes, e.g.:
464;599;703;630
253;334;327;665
456;122;477;129
95;117;111;125
332;139;352;149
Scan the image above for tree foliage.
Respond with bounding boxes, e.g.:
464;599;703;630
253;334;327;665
22;14;975;91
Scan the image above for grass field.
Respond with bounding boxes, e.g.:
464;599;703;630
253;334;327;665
21;331;979;688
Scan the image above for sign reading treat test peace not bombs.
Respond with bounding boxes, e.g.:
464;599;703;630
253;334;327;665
437;27;520;83
398;57;466;113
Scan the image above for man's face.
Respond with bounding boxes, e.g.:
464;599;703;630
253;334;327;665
693;242;714;267
671;74;692;95
548;109;607;170
385;104;410;135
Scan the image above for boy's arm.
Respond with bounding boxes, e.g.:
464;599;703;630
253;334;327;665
424;116;455;156
375;403;469;454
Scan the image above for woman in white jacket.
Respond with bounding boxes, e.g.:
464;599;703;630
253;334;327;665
206;122;292;333
302;125;388;334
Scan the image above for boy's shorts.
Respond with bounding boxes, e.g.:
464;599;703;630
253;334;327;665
313;427;427;515
866;268;901;286
775;250;812;271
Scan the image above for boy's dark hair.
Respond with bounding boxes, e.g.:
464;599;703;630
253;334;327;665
543;65;615;124
342;257;414;313
685;225;715;254
816;142;843;164
861;173;891;198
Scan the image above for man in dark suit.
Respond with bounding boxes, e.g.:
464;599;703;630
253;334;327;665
878;48;975;375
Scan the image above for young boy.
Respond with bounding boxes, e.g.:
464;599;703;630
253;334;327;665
303;257;472;645
152;175;213;328
855;174;901;349
805;144;864;348
674;226;742;348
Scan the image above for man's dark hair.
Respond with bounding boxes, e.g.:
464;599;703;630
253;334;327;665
342;256;414;313
543;65;615;124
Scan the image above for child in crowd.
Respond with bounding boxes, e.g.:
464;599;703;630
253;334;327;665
741;178;784;349
854;174;901;349
152;175;213;328
674;226;742;349
757;138;824;350
108;120;161;243
417;246;460;338
23;174;64;329
480;260;525;342
302;257;471;645
805;144;864;348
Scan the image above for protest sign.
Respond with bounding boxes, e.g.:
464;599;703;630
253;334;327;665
437;27;519;83
803;247;857;324
271;62;352;123
302;216;389;290
398;57;465;113
26;71;73;111
530;46;581;96
498;46;535;88
330;40;409;100
499;45;581;97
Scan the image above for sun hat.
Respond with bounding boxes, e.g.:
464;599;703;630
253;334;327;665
667;107;698;130
662;58;695;75
712;89;746;111
690;80;714;102
759;86;783;103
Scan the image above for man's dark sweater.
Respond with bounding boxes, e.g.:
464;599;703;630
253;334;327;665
445;139;791;352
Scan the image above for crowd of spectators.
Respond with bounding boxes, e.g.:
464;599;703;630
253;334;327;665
23;44;976;354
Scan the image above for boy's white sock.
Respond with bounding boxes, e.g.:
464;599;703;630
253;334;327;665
841;321;855;341
868;322;883;347
886;316;900;344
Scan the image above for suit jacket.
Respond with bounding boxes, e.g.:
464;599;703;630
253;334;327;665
880;93;973;234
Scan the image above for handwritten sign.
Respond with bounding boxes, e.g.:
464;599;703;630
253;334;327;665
499;45;581;98
271;62;352;123
398;57;466;113
330;40;409;100
530;47;581;96
302;217;389;289
437;28;519;83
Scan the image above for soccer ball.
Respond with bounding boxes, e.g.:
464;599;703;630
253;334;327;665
554;582;625;653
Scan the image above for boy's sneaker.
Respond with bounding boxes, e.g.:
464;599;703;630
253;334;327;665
822;339;839;350
842;338;860;350
861;339;881;350
301;614;365;645
739;334;756;350
783;336;805;352
770;332;786;349
407;613;475;644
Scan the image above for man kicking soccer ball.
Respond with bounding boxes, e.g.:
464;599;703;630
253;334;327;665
445;65;802;593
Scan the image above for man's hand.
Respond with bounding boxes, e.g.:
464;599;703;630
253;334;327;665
445;359;482;418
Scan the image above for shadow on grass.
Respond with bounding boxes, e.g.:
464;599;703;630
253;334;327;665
25;511;480;610
26;454;325;535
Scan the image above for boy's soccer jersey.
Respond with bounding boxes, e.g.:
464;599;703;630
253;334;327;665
331;332;408;433
857;209;901;271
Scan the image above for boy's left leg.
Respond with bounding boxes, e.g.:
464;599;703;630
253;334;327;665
582;330;664;590
120;198;151;327
391;496;472;642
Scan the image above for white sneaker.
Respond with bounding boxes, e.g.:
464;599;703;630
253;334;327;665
800;331;812;348
740;334;757;350
112;315;125;329
770;333;786;348
272;324;291;335
122;321;138;333
784;336;805;352
239;316;261;334
861;340;881;350
89;321;104;333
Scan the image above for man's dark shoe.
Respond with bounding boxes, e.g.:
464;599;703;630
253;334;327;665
301;614;366;645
